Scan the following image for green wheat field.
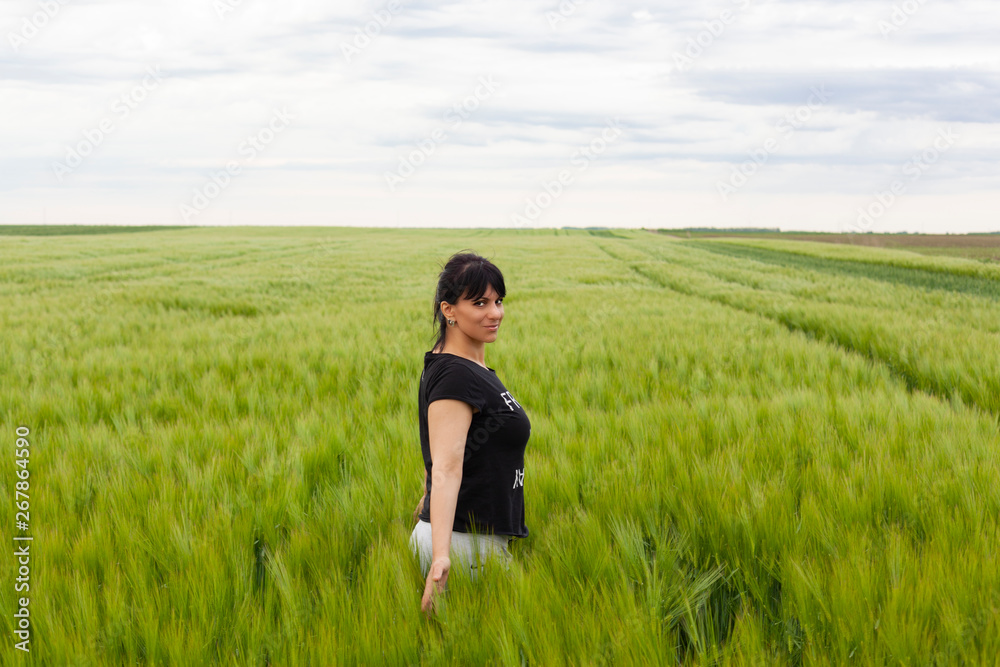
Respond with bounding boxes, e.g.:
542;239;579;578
2;227;999;666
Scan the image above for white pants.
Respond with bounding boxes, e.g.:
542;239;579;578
409;520;512;579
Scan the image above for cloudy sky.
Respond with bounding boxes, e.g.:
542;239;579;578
2;0;998;232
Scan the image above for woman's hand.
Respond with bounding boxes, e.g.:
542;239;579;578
421;556;451;614
412;495;426;524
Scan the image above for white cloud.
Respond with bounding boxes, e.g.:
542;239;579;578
0;0;998;231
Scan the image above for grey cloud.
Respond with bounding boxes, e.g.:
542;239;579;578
674;69;1000;123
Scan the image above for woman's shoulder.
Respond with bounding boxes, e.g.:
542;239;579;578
425;351;492;372
423;351;466;376
422;352;494;391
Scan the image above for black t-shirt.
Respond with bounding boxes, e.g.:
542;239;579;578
418;351;530;538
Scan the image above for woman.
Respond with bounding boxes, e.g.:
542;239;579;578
409;251;530;613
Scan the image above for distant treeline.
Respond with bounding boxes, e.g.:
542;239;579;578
0;225;192;236
676;227;782;233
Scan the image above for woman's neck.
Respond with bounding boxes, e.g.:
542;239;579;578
436;336;487;368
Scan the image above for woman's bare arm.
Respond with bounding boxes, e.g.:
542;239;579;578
421;398;473;612
413;468;429;524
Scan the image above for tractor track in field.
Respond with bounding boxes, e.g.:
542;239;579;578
595;239;1000;424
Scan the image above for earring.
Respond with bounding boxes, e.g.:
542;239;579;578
447;319;455;326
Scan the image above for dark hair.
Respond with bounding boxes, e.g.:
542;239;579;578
432;251;506;352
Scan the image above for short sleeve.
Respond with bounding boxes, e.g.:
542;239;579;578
425;360;486;413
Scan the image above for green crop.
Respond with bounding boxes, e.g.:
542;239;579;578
1;227;997;665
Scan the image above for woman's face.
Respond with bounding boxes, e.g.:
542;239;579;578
444;285;504;344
